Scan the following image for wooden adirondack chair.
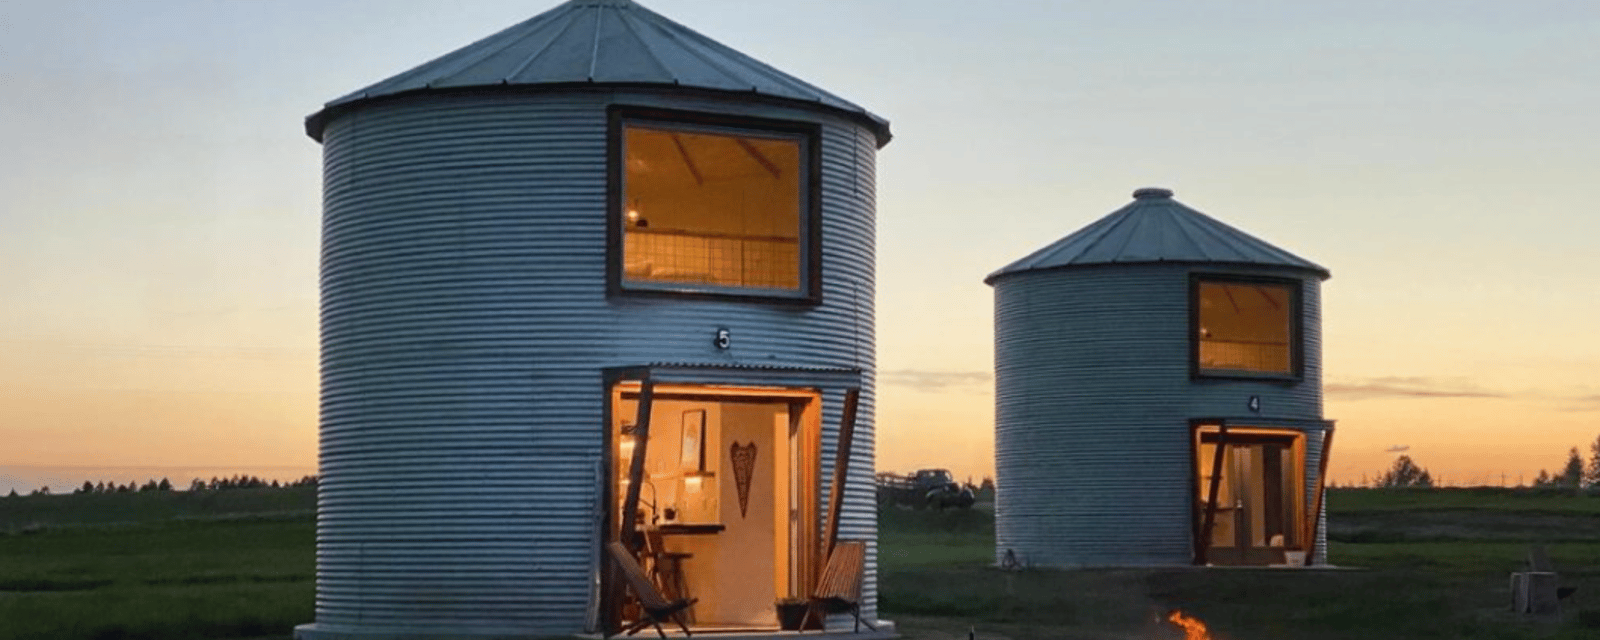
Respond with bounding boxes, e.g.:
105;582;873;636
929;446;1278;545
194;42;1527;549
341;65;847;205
803;540;875;632
607;541;696;638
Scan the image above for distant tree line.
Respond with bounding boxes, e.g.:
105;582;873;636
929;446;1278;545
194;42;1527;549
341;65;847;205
5;474;317;498
74;478;174;494
1527;437;1600;492
1356;434;1600;492
184;474;318;492
1377;455;1434;488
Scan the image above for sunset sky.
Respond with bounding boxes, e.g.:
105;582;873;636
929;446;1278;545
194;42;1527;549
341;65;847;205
3;1;1598;494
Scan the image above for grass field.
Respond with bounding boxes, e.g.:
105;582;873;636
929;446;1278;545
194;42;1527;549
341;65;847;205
4;487;1599;639
883;488;1600;640
0;488;315;640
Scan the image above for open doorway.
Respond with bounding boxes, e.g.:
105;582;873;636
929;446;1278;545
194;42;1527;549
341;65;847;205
1193;425;1305;566
609;382;820;632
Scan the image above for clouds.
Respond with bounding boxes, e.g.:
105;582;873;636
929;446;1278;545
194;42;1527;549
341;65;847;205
879;369;991;391
882;371;1597;408
1560;394;1600;413
1327;377;1600;412
1325;376;1503;400
881;370;1600;415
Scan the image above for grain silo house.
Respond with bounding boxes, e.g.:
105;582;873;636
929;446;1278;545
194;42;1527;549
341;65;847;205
296;1;891;638
985;188;1334;569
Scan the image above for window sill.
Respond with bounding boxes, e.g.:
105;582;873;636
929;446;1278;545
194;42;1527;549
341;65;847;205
1195;369;1302;384
615;283;819;306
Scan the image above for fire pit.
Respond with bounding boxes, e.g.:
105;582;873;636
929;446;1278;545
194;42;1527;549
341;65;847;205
1167;610;1212;640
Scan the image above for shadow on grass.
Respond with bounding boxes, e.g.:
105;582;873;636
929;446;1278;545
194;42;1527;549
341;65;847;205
0;578;116;592
881;567;1086;624
86;616;278;640
0;582;313;640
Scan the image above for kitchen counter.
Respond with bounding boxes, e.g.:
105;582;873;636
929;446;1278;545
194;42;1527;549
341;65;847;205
651;523;725;535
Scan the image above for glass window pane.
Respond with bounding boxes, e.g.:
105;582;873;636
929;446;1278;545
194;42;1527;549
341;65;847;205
622;123;803;293
1197;281;1294;374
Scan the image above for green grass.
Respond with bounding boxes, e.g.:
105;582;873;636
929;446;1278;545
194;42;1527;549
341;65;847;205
0;492;313;640
0;486;315;531
1;582;309;640
8;486;1600;639
879;506;997;569
883;489;1600;640
1327;487;1600;514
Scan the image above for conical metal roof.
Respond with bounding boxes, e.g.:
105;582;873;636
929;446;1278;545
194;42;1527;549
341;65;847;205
305;0;889;144
985;188;1330;284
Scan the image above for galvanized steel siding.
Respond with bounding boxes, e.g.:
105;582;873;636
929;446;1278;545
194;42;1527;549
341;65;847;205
316;91;879;635
992;263;1325;567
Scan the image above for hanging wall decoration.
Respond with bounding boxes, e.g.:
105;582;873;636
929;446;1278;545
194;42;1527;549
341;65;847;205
730;441;758;518
680;410;706;472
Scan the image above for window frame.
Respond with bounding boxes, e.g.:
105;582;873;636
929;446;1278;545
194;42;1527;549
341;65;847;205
1189;274;1304;381
606;106;823;305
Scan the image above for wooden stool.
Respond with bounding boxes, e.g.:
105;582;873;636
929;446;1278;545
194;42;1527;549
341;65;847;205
645;531;695;623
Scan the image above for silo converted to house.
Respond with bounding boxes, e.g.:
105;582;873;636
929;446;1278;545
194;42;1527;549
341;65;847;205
297;1;891;637
986;188;1333;568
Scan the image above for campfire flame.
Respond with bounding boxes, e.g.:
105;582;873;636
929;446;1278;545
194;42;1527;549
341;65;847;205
1166;610;1212;640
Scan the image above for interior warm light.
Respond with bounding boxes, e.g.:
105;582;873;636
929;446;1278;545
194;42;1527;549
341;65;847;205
625;202;648;228
619;422;638;458
683;475;703;492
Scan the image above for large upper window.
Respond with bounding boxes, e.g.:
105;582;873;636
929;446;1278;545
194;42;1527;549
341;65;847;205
615;112;814;300
1194;278;1299;377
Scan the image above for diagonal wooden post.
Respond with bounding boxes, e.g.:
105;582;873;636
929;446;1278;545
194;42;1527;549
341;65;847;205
822;387;860;562
1197;423;1230;565
618;378;656;552
1306;427;1335;565
606;376;655;637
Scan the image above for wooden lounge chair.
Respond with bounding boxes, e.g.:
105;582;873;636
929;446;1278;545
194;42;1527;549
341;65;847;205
803;540;876;632
608;541;696;638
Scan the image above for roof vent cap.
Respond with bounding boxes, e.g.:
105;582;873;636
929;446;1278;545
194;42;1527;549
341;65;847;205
1132;187;1174;200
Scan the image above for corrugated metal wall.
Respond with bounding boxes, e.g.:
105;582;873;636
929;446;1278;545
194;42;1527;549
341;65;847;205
314;90;878;636
991;263;1325;567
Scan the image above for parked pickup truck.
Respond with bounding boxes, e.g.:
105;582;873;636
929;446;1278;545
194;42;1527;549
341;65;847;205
875;468;976;510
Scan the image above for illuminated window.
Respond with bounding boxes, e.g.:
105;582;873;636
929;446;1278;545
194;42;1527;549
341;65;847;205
614;112;815;300
1194;278;1298;377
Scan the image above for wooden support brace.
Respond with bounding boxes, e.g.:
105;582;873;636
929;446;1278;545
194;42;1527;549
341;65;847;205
1197;423;1230;565
822;388;860;563
618;379;656;553
1306;427;1335;565
606;376;657;637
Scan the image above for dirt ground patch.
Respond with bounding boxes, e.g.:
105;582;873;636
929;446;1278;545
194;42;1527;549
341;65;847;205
892;613;1184;640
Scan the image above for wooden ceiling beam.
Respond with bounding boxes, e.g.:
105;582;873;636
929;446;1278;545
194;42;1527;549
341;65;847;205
736;138;783;179
669;133;704;186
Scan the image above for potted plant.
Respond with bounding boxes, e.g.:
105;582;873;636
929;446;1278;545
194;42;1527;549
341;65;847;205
776;597;810;631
